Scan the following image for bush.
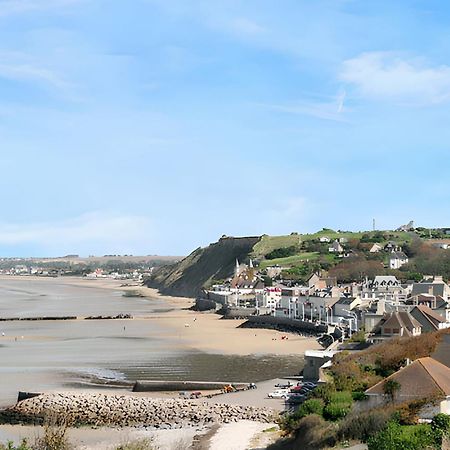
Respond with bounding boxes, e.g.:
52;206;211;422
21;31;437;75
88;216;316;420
352;391;368;401
279;399;325;433
310;382;336;403
338;408;394;442
0;441;32;450
431;413;450;444
277;414;337;450
266;246;299;260
367;421;436;450
298;399;325;417
329;391;353;405
323;402;351;421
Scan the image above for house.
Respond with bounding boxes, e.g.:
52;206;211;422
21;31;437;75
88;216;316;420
332;297;361;319
369;243;382;253
389;251;409;269
328;240;344;253
308;272;337;294
319;236;331;243
411;277;450;301
361;275;407;302
364;357;450;419
370;311;422;342
384;241;399;251
410;305;450;332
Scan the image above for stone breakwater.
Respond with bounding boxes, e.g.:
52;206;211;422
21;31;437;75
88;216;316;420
0;393;277;428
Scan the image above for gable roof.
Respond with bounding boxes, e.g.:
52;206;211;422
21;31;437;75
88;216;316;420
390;251;408;260
366;357;450;397
411;305;446;330
380;311;422;334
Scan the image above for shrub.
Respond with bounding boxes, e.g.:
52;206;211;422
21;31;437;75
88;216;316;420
0;441;32;450
115;439;155;450
298;399;325;417
352;391;368;401
285;414;338;450
279;399;325;433
323;402;351;421
329;391;353;405
266;246;299;260
431;413;450;444
367;421;436;450
310;382;336;403
338;408;394;442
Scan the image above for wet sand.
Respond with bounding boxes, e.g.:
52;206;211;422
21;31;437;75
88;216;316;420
0;276;315;448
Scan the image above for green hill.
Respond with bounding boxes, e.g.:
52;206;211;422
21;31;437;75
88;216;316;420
146;227;450;297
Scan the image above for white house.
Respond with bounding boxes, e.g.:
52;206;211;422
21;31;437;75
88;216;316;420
389;251;409;269
329;240;344;253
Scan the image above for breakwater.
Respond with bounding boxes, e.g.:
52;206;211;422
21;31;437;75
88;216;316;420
0;393;276;428
133;381;248;392
240;315;328;334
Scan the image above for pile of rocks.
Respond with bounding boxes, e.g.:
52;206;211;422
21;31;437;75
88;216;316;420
0;393;277;428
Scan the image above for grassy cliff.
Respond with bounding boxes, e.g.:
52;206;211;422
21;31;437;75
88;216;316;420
146;235;262;297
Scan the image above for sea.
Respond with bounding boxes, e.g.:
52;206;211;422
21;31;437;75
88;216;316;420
0;277;304;407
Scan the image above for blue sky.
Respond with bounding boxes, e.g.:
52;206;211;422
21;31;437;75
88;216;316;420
0;0;450;256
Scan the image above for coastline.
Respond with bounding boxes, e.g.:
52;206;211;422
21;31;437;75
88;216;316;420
7;275;320;356
0;275;313;448
68;276;322;356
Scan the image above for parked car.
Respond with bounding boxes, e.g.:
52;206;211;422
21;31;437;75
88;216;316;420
275;382;293;389
267;389;290;399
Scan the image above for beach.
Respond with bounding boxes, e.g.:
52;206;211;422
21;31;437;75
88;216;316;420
0;275;319;448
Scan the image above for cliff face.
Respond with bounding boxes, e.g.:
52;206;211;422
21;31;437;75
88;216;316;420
146;236;262;298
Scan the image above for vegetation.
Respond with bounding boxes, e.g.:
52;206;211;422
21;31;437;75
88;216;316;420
330;330;446;391
367;421;438;450
271;330;450;449
383;380;401;403
265;245;300;260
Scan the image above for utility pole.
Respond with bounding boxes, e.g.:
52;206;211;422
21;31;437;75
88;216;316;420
373;218;376;231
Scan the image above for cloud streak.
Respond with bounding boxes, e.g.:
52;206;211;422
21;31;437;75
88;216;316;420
0;212;153;255
261;92;348;122
340;52;450;104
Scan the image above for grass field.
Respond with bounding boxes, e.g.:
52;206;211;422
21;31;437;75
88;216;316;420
251;234;302;258
259;252;319;269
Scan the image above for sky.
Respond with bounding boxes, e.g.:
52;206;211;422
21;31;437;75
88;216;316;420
0;0;450;256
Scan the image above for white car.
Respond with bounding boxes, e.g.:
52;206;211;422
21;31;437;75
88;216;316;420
267;389;290;399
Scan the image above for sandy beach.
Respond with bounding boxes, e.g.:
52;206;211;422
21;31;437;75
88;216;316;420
0;275;317;449
62;276;321;356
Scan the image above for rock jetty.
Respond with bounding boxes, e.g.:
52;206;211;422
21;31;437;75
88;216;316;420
0;393;277;428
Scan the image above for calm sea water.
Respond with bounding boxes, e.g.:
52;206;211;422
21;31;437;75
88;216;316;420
0;277;304;406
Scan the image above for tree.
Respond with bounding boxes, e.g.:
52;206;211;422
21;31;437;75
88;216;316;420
383;379;401;403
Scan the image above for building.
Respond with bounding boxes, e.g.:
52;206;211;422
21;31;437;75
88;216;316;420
410;305;450;332
328;240;344;253
411;277;450;301
389;251;409;269
369;243;382;253
364;357;450;419
370;311;422;342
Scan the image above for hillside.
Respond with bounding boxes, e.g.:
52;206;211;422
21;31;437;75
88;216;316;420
147;227;450;297
146;236;262;297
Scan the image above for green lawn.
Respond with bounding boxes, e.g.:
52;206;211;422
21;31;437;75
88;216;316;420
259;252;319;269
252;234;302;258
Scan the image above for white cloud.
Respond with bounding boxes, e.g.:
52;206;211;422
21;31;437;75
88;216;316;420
340;52;450;104
262;92;348;122
0;62;68;89
0;212;153;255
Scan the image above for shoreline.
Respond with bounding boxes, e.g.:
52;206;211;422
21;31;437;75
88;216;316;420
0;275;321;357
